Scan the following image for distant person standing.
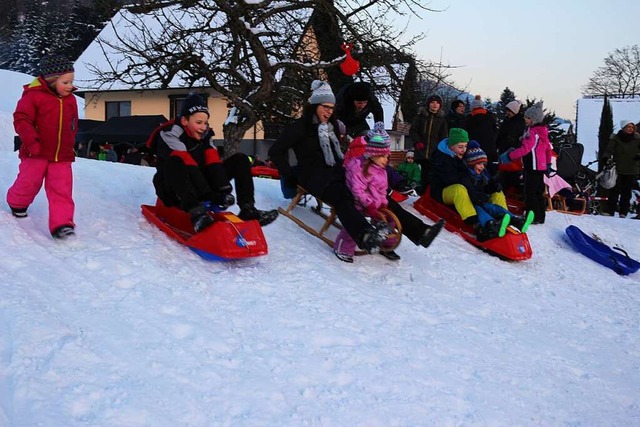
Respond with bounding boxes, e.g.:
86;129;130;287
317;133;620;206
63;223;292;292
601;120;640;218
446;99;466;130
7;55;79;239
496;100;526;194
409;94;448;192
335;81;384;138
465;95;498;164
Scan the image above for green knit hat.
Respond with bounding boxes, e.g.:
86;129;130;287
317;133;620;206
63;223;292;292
447;127;469;146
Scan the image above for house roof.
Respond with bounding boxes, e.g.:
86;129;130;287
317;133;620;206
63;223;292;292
84;115;169;145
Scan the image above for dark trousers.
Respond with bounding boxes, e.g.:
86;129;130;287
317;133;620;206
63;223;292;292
316;180;370;243
416;158;431;193
386;197;427;245
523;169;546;222
156;153;254;211
608;174;637;216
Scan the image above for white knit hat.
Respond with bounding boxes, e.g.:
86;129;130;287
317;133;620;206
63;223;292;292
505;100;522;114
620;119;635;130
309;80;335;105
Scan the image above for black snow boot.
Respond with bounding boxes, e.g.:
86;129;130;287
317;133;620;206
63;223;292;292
52;225;76;240
190;204;215;233
239;205;279;226
10;206;28;218
420;219;445;248
380;250;401;261
474;220;499;242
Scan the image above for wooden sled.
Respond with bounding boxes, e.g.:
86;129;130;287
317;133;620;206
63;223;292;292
545;192;587;215
278;186;402;254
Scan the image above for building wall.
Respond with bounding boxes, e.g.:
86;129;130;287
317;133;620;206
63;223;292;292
82;88;264;140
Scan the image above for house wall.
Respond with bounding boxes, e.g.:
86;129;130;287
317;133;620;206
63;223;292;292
82;88;264;140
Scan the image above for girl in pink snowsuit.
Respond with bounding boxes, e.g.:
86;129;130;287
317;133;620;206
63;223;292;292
7;55;78;239
333;132;399;262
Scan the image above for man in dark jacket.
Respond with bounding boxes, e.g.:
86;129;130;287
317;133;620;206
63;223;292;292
335;81;384;138
409;94;448;192
465;95;498;164
495;100;526;194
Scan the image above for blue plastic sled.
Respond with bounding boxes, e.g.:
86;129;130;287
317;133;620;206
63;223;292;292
565;225;640;275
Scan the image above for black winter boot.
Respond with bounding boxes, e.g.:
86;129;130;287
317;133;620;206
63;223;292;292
474;220;499;242
10;206;28;218
359;220;392;253
420;219;445;248
52;225;76;240
189;205;215;233
238;205;279;226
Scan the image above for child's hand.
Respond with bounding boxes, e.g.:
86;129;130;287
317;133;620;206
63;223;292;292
499;152;511;164
27;142;41;156
365;205;379;218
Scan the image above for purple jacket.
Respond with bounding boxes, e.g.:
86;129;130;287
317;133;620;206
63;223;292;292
508;125;553;171
345;156;388;210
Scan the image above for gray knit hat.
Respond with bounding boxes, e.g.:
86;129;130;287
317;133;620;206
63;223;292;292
309;80;335;105
470;95;483;110
524;102;544;125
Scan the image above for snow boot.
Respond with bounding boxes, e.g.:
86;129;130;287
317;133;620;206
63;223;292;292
359;220;392;253
189;205;215;233
238;205;279;226
10;206;28;218
380;250;401;261
420;219;445;248
474;220;499;242
510;211;535;233
334;250;354;263
497;214;511;238
52;225;76;240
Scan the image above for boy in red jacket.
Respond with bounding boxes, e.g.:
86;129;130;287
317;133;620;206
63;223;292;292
7;55;79;239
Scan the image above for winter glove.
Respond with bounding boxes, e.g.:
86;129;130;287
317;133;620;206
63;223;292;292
545;164;556;177
485;179;502;194
365;204;379;218
499;152;512;164
414;142;425;152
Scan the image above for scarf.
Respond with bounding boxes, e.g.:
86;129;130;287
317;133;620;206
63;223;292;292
317;120;344;167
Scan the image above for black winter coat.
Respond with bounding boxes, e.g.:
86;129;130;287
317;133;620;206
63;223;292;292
496;113;526;154
429;140;488;205
268;112;345;196
335;84;384;137
465;109;498;162
409;107;448;160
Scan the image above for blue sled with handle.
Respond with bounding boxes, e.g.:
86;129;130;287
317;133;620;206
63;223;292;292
565;225;640;275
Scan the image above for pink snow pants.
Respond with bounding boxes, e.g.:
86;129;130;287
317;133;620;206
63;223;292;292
6;157;75;233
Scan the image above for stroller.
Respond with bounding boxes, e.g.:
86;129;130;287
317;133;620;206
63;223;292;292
554;143;615;215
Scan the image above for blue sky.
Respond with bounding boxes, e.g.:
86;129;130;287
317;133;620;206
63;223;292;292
403;0;640;121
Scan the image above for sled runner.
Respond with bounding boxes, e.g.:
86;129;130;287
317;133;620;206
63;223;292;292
278;186;402;254
141;199;268;261
413;192;533;261
565;225;640;276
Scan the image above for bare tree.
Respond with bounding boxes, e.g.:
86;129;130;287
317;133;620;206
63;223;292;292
582;45;640;97
84;0;448;156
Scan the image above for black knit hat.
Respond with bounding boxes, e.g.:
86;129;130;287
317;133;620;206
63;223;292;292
427;94;443;105
350;81;371;101
39;55;74;83
180;93;210;118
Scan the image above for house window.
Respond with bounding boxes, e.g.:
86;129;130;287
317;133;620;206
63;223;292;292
105;101;131;120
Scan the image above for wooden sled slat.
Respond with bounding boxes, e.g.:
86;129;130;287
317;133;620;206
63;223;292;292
278;186;402;254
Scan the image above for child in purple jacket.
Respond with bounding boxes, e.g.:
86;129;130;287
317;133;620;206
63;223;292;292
334;131;399;263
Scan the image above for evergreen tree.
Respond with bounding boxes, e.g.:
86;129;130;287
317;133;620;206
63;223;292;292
597;93;613;167
399;60;421;123
497;86;516;124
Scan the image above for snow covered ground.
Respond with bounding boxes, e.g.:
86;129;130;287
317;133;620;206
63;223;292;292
1;71;640;426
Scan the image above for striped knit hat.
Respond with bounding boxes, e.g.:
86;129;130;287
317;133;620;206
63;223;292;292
364;129;391;158
39;55;74;84
464;145;488;166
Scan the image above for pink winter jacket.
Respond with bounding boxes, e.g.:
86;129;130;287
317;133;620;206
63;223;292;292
508;125;553;171
345;156;388;211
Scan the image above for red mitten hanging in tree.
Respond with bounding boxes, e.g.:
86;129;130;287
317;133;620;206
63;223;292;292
340;43;360;76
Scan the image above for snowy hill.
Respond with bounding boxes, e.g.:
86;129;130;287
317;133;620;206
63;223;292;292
1;73;640;425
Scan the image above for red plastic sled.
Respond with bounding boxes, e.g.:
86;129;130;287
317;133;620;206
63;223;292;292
413;192;533;261
141;199;268;261
251;166;280;180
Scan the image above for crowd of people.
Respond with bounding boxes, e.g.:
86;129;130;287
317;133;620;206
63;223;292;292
6;55;639;254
